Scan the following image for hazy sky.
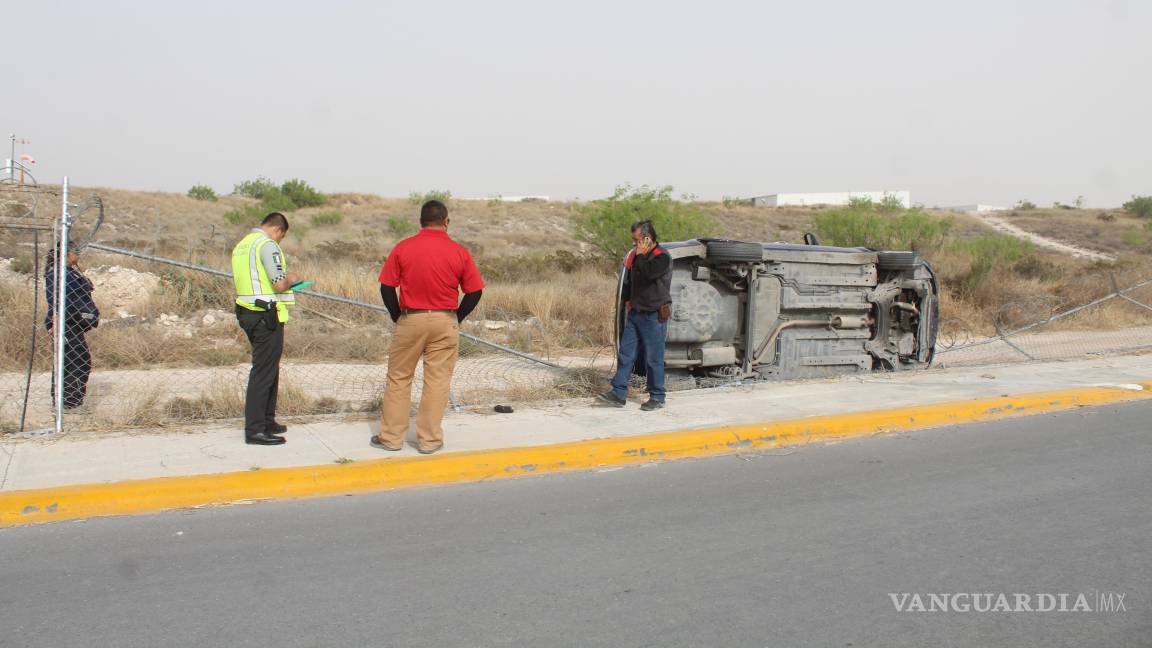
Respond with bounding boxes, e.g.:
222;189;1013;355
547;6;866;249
5;0;1149;206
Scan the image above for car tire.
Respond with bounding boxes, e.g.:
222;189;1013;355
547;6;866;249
705;240;763;263
876;251;921;271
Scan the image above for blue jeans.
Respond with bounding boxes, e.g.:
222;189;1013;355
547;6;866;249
611;309;667;402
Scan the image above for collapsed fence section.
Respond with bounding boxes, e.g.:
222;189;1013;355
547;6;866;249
935;276;1152;367
1;239;605;433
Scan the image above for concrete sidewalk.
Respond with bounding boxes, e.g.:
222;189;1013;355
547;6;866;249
2;354;1149;493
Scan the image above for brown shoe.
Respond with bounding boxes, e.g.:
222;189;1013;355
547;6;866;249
369;436;402;451
417;445;443;455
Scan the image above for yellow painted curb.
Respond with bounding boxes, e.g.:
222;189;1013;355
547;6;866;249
3;382;1150;527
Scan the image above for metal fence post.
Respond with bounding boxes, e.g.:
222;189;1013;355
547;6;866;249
53;177;71;434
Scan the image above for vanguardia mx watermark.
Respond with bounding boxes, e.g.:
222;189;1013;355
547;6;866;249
889;591;1127;613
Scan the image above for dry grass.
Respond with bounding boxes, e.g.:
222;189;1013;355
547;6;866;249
114;376;340;428
457;366;606;407
999;208;1147;256
0;280;42;372
476;270;618;347
48;186;588;262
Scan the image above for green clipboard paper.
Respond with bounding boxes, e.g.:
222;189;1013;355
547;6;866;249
290;280;314;291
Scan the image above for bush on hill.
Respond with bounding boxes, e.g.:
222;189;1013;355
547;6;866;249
574;184;718;259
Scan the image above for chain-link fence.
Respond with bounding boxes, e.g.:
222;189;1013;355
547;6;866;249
0;188;613;433
1;249;605;432
934;277;1152;367
4;186;1152;434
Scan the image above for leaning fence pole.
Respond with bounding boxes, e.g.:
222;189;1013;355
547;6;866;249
18;230;41;433
54;177;70;434
85;242;565;370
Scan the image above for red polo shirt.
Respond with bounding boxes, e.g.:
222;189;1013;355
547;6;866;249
379;228;485;310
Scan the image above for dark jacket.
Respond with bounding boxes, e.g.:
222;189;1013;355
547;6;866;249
622;245;672;313
45;262;99;333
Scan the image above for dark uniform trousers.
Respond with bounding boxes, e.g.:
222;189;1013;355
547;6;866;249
52;327;92;408
236;306;283;437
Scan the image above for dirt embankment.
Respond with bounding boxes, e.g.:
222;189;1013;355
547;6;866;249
971;212;1116;262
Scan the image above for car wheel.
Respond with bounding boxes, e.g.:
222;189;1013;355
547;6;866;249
705;240;763;263
876;251;921;271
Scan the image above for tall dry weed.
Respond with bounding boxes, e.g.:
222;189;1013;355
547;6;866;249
477;270;617;347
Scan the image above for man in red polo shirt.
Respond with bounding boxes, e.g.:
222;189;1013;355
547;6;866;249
374;200;485;454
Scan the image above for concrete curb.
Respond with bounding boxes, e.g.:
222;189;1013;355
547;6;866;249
3;383;1150;527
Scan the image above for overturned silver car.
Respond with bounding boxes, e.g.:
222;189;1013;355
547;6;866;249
616;238;939;381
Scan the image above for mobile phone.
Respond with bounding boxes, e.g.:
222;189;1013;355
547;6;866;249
290;280;313;291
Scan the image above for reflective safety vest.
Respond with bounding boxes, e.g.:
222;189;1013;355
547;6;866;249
232;230;295;323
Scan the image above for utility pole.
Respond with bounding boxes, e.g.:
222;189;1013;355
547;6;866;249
7;133;32;184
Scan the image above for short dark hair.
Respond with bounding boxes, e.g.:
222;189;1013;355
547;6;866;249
262;212;289;231
631;219;657;241
420;200;449;227
43;243;78;268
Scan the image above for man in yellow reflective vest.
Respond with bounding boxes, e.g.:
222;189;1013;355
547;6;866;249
231;212;304;445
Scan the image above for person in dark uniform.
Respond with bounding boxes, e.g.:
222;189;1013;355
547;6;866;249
44;244;99;410
598;219;672;410
231;212;303;446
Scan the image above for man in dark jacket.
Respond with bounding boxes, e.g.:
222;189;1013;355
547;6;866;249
45;244;99;409
598;220;672;410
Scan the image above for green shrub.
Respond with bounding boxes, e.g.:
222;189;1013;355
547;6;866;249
408;189;452;205
813;199;952;252
231;176;324;210
574;184;719;259
949;234;1036;297
1123;225;1150;248
258;187;298;213
1122;195;1152;219
387;216;417;238
187;185;218;201
310;211;343;227
1015;200;1037;210
280;178;325;208
234;176;277;199
951;234;1035;264
223;204;265;226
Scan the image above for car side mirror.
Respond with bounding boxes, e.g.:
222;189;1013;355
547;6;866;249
803;232;821;246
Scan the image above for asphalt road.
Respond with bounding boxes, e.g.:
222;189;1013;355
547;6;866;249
1;401;1150;648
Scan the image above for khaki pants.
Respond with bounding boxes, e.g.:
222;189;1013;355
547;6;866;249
378;311;459;450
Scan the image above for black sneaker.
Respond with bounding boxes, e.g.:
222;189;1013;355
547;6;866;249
596;391;627;407
640;399;665;411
